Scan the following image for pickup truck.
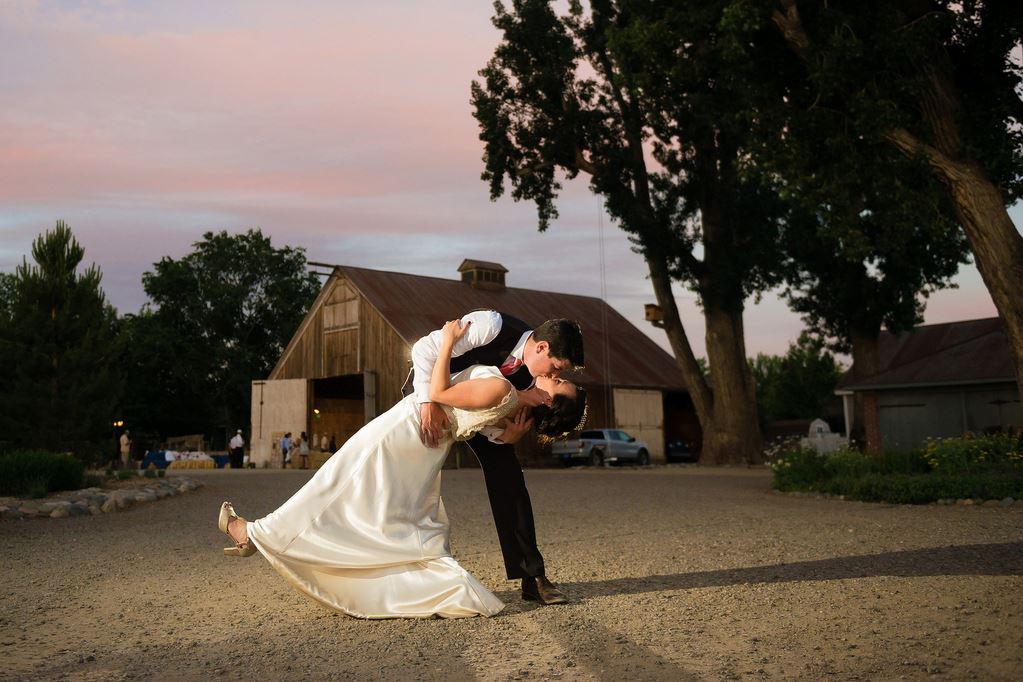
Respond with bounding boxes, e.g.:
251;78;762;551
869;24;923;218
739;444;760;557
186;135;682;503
551;428;651;466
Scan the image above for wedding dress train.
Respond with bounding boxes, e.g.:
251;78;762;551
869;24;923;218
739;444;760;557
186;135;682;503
246;366;514;619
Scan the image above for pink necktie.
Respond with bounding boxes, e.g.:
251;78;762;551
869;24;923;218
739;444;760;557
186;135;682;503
499;358;523;376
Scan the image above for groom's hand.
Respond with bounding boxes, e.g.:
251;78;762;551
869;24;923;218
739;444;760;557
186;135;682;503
420;402;448;448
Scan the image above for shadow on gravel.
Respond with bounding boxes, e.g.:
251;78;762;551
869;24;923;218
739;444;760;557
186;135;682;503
563;541;1023;600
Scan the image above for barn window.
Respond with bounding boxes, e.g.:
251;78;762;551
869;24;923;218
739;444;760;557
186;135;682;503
324;282;360;331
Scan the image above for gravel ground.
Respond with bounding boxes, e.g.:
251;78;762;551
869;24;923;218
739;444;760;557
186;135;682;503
2;466;1021;681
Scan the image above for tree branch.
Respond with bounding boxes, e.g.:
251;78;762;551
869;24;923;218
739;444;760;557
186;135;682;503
574;147;597;176
771;0;810;61
883;127;964;186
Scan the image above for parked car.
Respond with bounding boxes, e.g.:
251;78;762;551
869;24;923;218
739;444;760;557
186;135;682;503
665;439;698;463
551;428;651;466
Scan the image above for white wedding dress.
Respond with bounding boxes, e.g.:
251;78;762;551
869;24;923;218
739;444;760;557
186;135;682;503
246;365;516;619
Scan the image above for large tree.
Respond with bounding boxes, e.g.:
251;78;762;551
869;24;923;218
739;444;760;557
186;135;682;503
771;0;1023;416
758;98;970;447
0;222;121;459
473;0;790;464
122;229;320;445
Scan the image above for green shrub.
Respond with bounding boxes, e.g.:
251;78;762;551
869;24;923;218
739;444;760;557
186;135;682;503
822;449;874;478
115;469;135;481
27;483;49;499
82;473;103;488
770;434;1023;504
157;469;166;478
143;468;156;478
822;472;1023;504
924;432;1023;475
873;449;931;475
0;450;85;496
770;445;830;491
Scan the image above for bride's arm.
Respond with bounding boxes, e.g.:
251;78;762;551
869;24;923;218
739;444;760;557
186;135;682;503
428;320;513;409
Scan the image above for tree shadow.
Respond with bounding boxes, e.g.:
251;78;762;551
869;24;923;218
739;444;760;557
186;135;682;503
557;541;1023;600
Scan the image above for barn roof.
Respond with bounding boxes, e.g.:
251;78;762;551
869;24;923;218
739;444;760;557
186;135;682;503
336;264;688;391
838;317;1015;391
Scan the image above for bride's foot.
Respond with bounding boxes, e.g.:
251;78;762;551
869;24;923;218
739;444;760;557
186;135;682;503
218;501;257;557
227;516;248;546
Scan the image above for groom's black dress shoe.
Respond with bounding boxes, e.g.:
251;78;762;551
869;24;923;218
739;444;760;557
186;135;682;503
521;575;569;605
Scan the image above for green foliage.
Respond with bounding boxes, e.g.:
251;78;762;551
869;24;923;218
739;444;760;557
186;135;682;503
143;468;156;479
473;0;787;308
775;2;1022;201
121;229;319;445
472;0;792;461
750;333;842;421
773;135;969;354
0;222;121;460
0;450;85;496
82;473;103;488
771;434;1022;504
115;469;135;481
820;474;1023;506
765;2;1022;371
923;432;1023;475
0;272;14;324
769;444;828;492
736;1;974;358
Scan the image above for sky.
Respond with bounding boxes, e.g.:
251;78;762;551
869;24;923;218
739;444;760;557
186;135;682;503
1;0;1017;362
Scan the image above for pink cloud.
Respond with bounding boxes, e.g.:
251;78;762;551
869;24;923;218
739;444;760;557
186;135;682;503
0;2;1012;357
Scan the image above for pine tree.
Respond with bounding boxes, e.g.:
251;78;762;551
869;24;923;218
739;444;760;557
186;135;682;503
0;222;121;459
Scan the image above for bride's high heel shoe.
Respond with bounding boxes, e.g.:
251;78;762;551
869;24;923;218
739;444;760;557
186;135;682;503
218;501;257;557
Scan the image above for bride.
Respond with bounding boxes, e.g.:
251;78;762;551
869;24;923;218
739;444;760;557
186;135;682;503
217;319;586;619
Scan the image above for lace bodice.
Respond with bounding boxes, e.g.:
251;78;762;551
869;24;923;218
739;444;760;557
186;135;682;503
441;365;520;441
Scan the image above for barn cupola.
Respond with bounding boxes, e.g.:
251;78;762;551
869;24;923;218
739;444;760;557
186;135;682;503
457;259;508;291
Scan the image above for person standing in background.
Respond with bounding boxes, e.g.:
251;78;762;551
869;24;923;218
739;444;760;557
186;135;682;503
280;432;292;468
119;430;133;469
299;431;310;469
229;429;245;469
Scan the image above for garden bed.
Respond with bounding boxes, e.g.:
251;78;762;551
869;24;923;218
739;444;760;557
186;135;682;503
769;432;1023;505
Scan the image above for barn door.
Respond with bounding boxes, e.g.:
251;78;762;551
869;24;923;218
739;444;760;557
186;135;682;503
612;388;664;461
250;379;308;468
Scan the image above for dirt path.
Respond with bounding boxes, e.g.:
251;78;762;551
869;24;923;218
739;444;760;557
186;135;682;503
2;467;1021;681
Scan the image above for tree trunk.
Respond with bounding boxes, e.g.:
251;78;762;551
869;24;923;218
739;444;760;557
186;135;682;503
645;254;763;464
944;166;1023;418
848;327;882;452
702;306;764;465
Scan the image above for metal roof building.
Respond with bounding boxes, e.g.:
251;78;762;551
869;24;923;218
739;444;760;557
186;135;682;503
837;317;1020;450
250;261;698;468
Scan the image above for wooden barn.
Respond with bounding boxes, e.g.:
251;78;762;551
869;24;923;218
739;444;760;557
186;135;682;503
250;260;698;467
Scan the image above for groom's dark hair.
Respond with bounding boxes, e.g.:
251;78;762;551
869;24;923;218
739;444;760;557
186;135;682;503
533;318;584;367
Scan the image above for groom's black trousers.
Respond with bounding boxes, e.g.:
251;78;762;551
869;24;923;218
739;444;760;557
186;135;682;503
465;434;545;580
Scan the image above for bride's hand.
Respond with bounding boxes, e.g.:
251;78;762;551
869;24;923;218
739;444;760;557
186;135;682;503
517;386;551;408
440;319;471;347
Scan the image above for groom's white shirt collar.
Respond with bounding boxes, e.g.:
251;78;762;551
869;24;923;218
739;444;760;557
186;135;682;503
507;330;532;363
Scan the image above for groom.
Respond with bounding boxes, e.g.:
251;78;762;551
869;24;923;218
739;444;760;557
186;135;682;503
403;310;584;605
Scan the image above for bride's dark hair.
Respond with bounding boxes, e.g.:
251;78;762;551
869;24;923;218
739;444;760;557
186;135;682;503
531;386;588;439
